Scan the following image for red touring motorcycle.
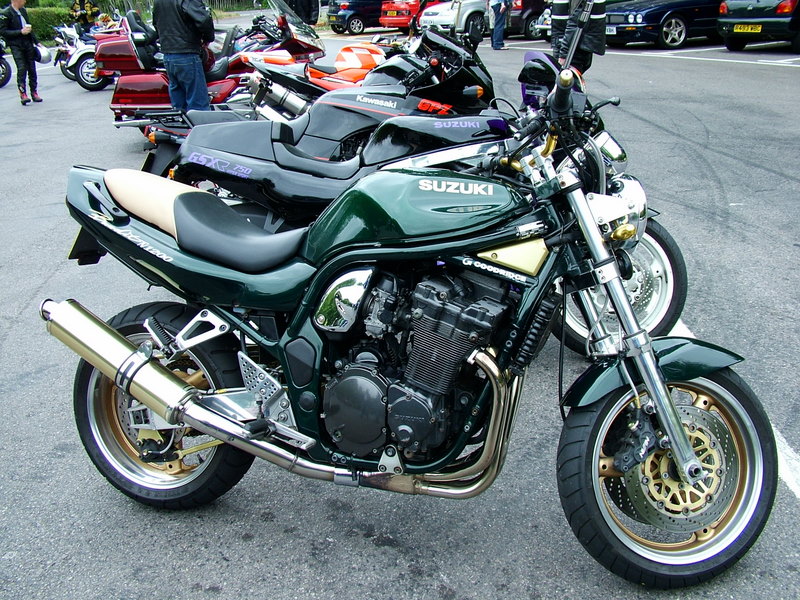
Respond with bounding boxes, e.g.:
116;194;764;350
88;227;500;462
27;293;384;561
95;8;326;124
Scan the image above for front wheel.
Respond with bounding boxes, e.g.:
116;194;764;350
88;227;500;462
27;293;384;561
59;61;77;81
73;302;254;508
555;219;687;355
557;368;777;587
465;13;486;37
331;24;346;34
74;53;113;91
0;57;10;88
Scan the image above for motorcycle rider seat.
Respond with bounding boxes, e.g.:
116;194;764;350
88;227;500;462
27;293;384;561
185;109;251;127
273;143;361;180
204;57;230;83
103;169;307;273
126;10;157;45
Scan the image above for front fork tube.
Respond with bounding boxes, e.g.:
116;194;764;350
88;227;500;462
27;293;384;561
563;175;706;485
573;288;617;356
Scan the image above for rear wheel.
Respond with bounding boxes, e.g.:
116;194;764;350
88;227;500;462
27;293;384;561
73;302;254;508
657;15;688;49
331;24;346;34
74;53;113;91
557;368;777;587
724;36;747;51
791;32;800;52
346;15;366;35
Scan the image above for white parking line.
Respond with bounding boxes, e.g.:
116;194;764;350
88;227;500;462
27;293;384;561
672;321;800;500
608;52;800;68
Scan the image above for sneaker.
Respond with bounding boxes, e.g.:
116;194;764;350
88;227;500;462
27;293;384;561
32;92;43;103
19;92;31;105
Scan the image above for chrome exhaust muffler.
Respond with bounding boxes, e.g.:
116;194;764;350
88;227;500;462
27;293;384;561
40;299;515;498
39;299;338;482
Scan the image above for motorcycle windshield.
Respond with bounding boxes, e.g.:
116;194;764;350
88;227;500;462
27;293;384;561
251;0;325;56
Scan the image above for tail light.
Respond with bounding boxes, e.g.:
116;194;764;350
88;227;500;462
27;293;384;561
719;1;728;14
340;2;349;8
513;0;522;8
776;0;797;14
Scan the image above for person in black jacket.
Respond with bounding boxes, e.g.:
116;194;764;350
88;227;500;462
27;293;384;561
152;0;215;111
550;0;605;74
0;0;41;104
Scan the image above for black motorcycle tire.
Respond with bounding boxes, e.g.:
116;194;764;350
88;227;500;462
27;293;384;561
554;219;687;355
0;57;10;88
557;368;777;588
60;61;77;81
74;53;113;91
73;302;255;509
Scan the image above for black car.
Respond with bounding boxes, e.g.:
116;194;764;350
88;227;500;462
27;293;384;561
605;0;721;49
328;0;384;34
718;0;800;51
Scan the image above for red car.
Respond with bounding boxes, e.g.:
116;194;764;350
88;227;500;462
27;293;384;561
379;0;441;33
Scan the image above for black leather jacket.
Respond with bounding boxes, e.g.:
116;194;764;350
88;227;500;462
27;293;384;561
152;0;214;55
551;0;606;62
0;5;38;49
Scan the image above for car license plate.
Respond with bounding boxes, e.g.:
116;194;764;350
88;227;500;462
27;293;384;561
605;26;616;35
387;10;397;15
733;24;762;33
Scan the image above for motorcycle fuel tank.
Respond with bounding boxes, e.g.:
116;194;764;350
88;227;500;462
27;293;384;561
302;168;529;264
361;114;508;165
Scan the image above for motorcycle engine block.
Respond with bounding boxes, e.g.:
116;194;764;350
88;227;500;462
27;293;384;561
322;273;507;459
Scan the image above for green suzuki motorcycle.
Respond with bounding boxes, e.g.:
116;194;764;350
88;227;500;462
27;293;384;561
41;67;776;588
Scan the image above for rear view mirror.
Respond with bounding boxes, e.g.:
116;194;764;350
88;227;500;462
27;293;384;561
518;58;559;87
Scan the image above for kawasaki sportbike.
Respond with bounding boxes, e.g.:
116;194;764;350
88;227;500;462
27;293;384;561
42;63;775;588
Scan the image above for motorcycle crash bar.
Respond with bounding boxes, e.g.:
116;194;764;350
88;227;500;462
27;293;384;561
40;299;513;499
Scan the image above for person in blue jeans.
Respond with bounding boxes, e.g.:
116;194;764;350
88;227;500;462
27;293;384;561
489;0;510;50
153;0;215;111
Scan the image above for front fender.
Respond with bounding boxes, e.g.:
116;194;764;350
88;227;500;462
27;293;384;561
562;337;744;408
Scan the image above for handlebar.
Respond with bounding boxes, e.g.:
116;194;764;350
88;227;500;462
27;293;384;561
548;69;574;119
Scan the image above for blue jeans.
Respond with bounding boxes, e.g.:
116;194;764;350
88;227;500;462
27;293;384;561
163;53;210;112
491;4;506;49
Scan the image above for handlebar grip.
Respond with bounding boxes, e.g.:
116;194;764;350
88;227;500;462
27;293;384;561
549;69;574;119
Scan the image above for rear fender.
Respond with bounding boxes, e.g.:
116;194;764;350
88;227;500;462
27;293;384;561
561;337;744;408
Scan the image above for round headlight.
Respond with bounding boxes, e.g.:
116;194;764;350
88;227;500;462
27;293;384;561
636;14;643;23
626;14;635;23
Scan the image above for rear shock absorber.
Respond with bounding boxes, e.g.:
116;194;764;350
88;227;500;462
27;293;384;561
510;294;560;376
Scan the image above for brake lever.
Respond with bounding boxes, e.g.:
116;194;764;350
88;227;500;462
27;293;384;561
592;97;621;111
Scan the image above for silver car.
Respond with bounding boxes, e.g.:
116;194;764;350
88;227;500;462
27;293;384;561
418;0;488;35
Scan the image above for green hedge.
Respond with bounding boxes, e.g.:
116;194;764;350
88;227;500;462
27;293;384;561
26;7;74;42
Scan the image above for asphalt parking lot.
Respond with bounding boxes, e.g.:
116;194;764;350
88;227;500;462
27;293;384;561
0;22;798;600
